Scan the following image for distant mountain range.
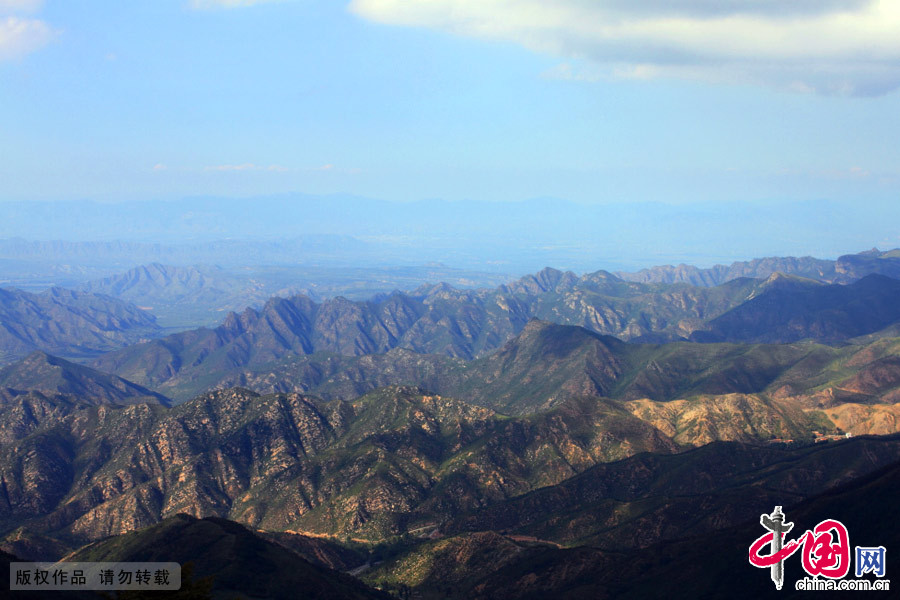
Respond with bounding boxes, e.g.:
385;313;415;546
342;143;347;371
5;245;900;599
3;246;900;365
0;351;170;406
89;270;753;393
0;235;374;267
194;319;855;412
618;247;900;286
87;266;900;402
78;263;309;329
0;287;161;364
692;272;900;343
3;197;899;274
75;262;511;329
4;317;900;547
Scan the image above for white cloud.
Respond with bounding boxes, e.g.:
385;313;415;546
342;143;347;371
349;0;900;96
0;16;52;61
0;0;43;13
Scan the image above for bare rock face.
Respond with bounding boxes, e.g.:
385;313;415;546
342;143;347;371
0;385;679;545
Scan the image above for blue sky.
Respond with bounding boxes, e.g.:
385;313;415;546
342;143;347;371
1;0;899;215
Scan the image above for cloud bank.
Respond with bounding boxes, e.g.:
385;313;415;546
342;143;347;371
349;0;900;96
0;15;51;60
0;0;50;61
0;1;43;12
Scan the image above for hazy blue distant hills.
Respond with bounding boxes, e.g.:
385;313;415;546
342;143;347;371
4;197;896;273
0;235;373;268
0;351;170;406
691;273;900;343
73;262;513;329
77;263;308;328
618;247;900;286
833;246;900;279
88;263;900;400
0;287;162;364
88;271;763;393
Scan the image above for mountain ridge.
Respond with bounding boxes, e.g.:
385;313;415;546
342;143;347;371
0;351;170;406
617;247;900;286
0;286;162;365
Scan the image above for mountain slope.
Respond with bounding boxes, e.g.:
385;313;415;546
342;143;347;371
0;287;161;364
618;254;836;286
90;264;900;396
0;351;170;406
449;452;900;600
692;273;900;343
441;319;629;414
366;438;900;599
191;320;870;416
68;514;391;600
0;386;676;545
441;434;900;548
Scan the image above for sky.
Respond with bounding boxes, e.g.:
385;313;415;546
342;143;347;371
1;1;899;265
